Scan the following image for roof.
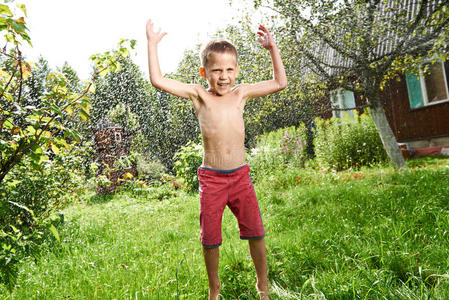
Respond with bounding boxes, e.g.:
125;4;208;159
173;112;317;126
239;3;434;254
300;0;446;77
95;117;121;130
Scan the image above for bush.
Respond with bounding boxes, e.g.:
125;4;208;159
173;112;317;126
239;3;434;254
248;125;308;181
133;153;167;182
173;141;203;192
0;143;91;291
313;110;388;170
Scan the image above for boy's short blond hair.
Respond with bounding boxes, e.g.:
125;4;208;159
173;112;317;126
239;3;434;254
200;39;238;67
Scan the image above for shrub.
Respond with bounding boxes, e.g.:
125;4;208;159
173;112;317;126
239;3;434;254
173;141;203;192
0;143;91;290
133;153;167;182
248;125;308;181
313;110;388;170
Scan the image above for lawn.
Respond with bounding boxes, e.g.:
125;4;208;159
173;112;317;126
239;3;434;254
2;157;449;299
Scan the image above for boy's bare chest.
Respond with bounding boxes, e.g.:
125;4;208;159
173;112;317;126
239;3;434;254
197;102;245;142
197;96;244;122
200;103;242;120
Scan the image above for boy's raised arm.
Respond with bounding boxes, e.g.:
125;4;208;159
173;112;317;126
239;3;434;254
146;19;199;99
243;25;287;99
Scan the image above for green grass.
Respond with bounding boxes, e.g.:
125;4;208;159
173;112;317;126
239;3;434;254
2;157;449;299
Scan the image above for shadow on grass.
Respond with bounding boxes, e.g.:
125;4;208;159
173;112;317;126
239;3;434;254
86;193;115;205
406;156;449;168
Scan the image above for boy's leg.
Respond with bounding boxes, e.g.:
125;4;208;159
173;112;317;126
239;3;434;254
203;246;221;300
249;238;270;299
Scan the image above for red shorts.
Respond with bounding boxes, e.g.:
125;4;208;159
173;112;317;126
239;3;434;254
197;164;265;248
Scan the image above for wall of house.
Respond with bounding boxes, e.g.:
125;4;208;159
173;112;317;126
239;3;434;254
94;127;137;194
381;75;449;148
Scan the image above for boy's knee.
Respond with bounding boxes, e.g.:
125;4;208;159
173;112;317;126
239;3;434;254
249;237;265;245
210;282;220;290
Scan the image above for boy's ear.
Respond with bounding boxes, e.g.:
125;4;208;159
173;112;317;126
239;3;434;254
199;67;206;79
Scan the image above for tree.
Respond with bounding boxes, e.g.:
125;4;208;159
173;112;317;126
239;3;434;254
0;8;135;184
147;72;200;170
251;0;449;168
22;56;51;102
90;56;153;154
0;1;135;289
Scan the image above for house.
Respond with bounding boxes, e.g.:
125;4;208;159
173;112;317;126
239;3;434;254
311;0;449;158
94;118;137;194
381;59;449;156
329;58;449;157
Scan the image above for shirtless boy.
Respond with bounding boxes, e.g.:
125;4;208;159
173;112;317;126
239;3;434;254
146;19;287;299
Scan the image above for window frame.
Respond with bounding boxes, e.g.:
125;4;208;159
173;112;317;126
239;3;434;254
117;155;131;169
407;59;449;109
330;88;356;118
114;131;122;143
420;60;449;106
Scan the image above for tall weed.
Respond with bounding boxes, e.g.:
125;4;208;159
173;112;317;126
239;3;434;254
173;141;203;192
248;125;308;181
313;110;388;170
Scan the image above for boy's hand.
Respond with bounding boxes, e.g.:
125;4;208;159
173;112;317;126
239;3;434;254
146;19;167;45
243;24;287;99
257;25;275;50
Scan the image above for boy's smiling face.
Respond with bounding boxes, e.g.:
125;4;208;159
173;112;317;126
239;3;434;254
200;51;239;96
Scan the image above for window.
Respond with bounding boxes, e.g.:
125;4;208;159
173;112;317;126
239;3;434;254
330;89;356;118
120;156;131;169
406;60;449;109
114;132;122;143
113;156;131;169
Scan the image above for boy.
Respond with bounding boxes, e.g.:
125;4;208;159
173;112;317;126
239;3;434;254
146;19;287;300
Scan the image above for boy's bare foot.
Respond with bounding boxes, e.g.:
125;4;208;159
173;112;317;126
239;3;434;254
256;283;270;299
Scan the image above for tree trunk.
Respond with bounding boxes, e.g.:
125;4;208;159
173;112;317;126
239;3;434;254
369;98;407;169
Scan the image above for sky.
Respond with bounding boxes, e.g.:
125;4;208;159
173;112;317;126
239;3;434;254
18;0;254;80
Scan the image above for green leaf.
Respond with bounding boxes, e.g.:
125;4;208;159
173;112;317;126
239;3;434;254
25;125;36;136
99;68;109;77
50;143;60;155
9;225;19;233
50;104;64;116
79;108;90;122
41;116;52;123
16;3;26;17
3;118;14;129
0;4;13;17
8;200;34;216
66;105;73;115
0;16;7;27
65;127;80;140
1;243;12;251
11;19;26;34
54;137;69;149
42;130;52;138
4;32;15;43
48;224;60;242
119;47;130;57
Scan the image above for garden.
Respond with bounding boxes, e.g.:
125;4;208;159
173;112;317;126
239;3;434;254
1;0;449;299
2;109;449;298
